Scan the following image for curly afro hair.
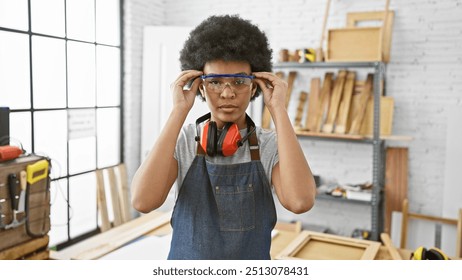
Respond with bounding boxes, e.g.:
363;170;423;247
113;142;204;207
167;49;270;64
180;15;273;101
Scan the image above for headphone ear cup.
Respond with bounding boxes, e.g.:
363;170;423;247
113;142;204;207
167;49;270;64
427;248;449;260
412;246;425;260
217;122;232;155
206;121;217;156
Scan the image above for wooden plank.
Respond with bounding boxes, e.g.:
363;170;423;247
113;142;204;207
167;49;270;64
334;71;356;134
107;168;123;227
50;211;171;260
314;72;334;132
360;96;394;136
349;74;373;135
304;78;321;131
408;213;458;225
375;245;411;260
285;71;297;109
322;70;347;133
346;10;395;62
0;223;34;251
380;232;402;260
457;209;462;258
400;198;410;249
73;211;171;260
116;163;132;223
262;72;284;129
327;27;382;62
294;91;308;128
316;0;332;62
384;147;408;234
24;249;49;260
0;235;49;260
96;169;110;232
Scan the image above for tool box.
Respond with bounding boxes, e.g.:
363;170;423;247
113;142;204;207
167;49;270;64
0;155;51;259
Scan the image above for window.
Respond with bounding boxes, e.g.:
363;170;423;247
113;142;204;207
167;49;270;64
0;0;123;248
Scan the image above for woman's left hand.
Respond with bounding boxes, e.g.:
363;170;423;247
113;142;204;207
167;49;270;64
253;72;287;112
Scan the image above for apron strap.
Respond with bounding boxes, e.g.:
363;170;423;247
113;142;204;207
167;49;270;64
244;113;260;161
248;128;260;161
197;141;207;155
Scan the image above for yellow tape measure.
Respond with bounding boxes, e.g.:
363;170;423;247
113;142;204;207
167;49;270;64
26;159;49;185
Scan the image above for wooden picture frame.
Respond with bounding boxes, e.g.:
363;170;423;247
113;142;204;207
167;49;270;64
276;231;381;260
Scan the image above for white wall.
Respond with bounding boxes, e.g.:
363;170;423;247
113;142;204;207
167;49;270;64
123;0;164;193
124;0;462;248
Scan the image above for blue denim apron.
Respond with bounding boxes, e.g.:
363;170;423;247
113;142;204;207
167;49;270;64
168;128;277;260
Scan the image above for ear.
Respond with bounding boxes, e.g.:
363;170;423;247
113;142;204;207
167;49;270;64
199;82;206;99
251;82;257;98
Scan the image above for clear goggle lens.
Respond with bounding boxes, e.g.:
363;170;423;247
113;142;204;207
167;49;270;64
201;74;254;93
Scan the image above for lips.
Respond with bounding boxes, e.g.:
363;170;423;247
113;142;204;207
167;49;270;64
218;104;238;109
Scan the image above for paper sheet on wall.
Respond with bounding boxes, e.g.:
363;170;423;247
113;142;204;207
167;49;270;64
99;234;172;260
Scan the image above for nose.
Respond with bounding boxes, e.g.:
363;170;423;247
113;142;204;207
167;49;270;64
220;83;236;99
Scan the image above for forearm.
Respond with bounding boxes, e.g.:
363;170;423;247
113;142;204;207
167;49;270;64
131;108;188;212
271;106;316;212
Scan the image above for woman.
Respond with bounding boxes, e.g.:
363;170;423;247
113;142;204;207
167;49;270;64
131;15;316;260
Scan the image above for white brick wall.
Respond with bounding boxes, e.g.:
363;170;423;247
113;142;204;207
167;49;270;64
124;0;462;240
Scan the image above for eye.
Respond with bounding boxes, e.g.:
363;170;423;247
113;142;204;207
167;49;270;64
208;79;222;86
234;78;246;85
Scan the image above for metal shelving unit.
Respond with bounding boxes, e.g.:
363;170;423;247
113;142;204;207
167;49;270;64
274;61;386;241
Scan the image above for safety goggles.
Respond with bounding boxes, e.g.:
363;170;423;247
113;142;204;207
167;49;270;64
201;74;255;94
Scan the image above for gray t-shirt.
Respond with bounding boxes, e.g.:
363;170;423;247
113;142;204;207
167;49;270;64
174;123;279;194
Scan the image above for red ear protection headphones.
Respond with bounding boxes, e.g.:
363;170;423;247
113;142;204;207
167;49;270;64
195;113;256;157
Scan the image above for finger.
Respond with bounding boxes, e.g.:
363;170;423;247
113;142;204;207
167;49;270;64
252;72;281;82
254;78;273;91
253;72;287;88
171;70;203;89
255;78;276;91
186;75;202;94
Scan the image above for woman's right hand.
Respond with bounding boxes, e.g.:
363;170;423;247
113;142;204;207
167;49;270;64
171;70;203;111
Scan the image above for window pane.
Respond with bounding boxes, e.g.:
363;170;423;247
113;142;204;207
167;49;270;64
67;41;96;108
96;0;120;46
32;36;66;109
0;0;28;31
49;178;68;247
34;110;67;178
97;108;120;168
69;137;96;174
31;0;65;37
96;46;120;106
9;112;31;153
66;0;95;42
0;31;30;109
69;173;97;238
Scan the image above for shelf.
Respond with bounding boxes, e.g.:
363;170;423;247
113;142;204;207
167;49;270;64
294;130;413;142
274;61;383;69
316;193;371;205
295;130;372;143
275;60;387;241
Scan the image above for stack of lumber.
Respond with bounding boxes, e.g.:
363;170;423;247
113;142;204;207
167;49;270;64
293;70;394;139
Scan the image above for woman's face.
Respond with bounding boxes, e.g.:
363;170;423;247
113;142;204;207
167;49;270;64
200;60;256;129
